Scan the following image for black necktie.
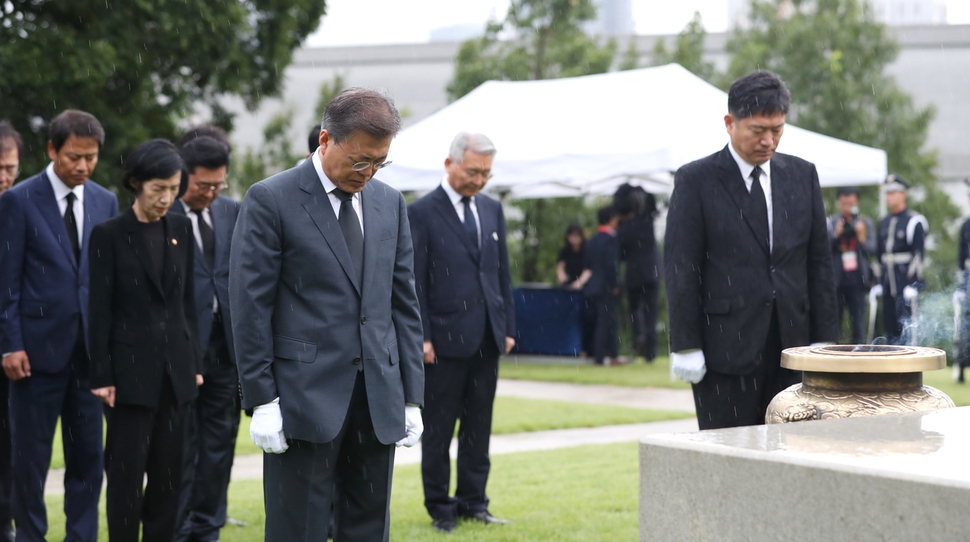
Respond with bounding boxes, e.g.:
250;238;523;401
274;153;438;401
64;192;80;261
193;209;216;270
461;196;480;259
334;189;364;286
749;166;770;250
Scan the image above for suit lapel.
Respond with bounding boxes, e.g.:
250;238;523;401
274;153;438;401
211;199;232;272
122;209;165;297
768;155;788;259
430;186;480;261
476;196;495;268
31;173;78;269
361;182;381;296
80;184;99;270
161;216;180;296
167;202;208;272
715;146;770;257
298;160;361;295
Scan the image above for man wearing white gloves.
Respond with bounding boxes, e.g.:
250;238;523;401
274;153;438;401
875;175;927;345
664;71;837;430
229;88;425;542
408;133;516;533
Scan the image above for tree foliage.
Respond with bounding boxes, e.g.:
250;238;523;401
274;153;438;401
649;12;716;82
725;0;957;289
446;0;617;101
0;0;325;193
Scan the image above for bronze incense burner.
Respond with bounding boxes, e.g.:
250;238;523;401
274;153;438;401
765;345;954;424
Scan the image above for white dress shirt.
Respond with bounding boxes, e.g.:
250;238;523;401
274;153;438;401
181;200;219;312
440;176;480;247
312;150;363;234
46;162;84;246
728;143;773;251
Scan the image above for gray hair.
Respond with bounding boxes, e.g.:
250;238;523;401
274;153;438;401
449;132;496;162
322;87;402;143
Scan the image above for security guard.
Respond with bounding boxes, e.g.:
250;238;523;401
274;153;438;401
953;177;970;381
874;174;927;345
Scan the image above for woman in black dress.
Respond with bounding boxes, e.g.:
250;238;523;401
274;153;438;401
88;139;202;542
557;222;588;289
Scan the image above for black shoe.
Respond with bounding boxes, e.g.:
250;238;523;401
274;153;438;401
461;510;511;525
431;516;458;534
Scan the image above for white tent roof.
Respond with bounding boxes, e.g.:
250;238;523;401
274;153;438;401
379;64;887;197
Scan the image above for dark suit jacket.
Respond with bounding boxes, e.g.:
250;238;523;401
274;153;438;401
0;171;118;371
583;230;620;298
664;145;837;375
617;214;660;287
87;209;202;408
168;195;240;370
408;185;515;359
229;158;424;445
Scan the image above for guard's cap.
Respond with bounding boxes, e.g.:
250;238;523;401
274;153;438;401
884;174;910;193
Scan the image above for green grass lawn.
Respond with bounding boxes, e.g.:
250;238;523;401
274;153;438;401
500;355;690;389
45;442;640;542
50;395;691;468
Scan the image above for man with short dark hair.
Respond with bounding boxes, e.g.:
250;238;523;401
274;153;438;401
0;109;118;541
0;120;22;541
170;135;240;542
230;88;424;541
584;205;622;366
665;71;837;430
874;175;926;345
408;132;515;534
828;187;876;344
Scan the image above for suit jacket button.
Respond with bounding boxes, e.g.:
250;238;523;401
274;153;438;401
360;316;367;324
770;266;775;273
353;357;362;365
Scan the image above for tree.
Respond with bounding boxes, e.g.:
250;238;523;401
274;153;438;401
446;0;617;101
725;0;957;290
649;12;716;82
0;0;326;193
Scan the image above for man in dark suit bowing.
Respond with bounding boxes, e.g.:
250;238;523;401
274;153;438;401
170;135;241;542
0;110;118;541
230;88;424;542
408;132;515;534
664;71;837;430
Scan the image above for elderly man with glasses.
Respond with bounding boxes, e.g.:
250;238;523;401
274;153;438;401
407;132;516;534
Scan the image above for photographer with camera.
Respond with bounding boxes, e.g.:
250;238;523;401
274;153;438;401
828;187;876;344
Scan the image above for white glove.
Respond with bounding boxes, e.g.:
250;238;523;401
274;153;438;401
903;285;918;302
869;285;883;302
670;350;706;384
396;405;424;448
250;398;288;454
954;290;966;305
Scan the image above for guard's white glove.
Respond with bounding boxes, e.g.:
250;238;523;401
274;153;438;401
954;290;966;305
903;285;918;302
250;398;288;454
869;284;883;302
670;350;706;384
396;405;424;448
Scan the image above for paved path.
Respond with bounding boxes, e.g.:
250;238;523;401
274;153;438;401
45;380;696;495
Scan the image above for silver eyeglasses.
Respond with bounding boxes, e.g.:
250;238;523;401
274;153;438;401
335;142;392;172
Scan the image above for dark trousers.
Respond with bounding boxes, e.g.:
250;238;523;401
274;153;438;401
0;373;12;536
883;292;912;345
422;330;500;521
11;340;102;542
176;320;240;542
591;293;618;364
581;295;596;357
105;377;189;542
691;310;800;430
263;371;394;542
628;282;659;360
836;284;868;344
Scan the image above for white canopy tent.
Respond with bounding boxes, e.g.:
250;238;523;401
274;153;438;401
379;64;887;198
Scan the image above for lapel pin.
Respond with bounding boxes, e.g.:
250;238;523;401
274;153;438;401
171;238;178;246
492;232;499;241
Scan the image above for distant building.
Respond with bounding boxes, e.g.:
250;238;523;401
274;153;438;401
429;23;483;43
729;0;947;28
588;0;634;36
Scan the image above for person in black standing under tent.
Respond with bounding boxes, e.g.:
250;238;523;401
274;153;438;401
615;184;661;362
557;222;593;356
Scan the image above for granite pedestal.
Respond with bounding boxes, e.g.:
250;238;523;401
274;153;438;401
640;407;970;541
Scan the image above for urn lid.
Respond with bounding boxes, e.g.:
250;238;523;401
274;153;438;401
781;345;946;373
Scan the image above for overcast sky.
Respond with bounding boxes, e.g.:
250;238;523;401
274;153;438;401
305;0;970;48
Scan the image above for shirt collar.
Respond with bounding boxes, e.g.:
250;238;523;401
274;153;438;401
180;199;207;216
46;162;84;203
727;143;771;181
441;175;472;206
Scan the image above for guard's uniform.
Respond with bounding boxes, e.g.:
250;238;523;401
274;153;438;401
956;216;970;377
876;208;926;344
